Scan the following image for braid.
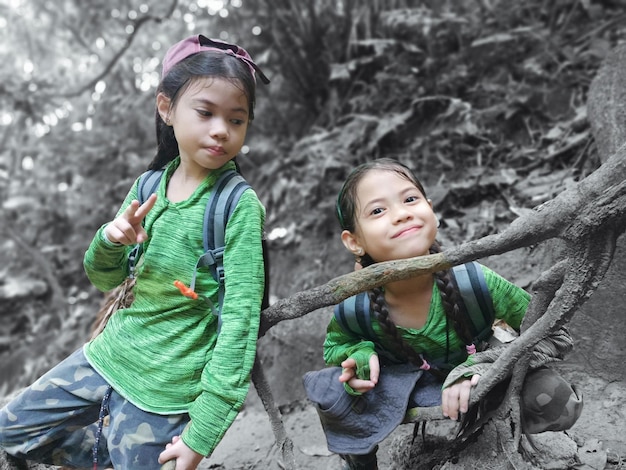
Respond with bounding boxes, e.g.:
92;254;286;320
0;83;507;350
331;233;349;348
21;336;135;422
429;243;475;347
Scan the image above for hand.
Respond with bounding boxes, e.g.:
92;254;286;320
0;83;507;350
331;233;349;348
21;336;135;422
158;435;204;470
441;374;480;421
339;355;380;394
104;194;157;245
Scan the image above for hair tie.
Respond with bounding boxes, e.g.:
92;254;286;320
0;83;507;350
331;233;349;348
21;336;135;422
466;343;477;355
162;34;270;84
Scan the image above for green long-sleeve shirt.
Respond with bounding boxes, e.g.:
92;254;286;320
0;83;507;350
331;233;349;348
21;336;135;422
83;158;265;457
323;265;530;383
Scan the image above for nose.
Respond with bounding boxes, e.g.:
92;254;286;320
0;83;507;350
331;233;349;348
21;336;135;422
391;204;412;223
210;117;229;140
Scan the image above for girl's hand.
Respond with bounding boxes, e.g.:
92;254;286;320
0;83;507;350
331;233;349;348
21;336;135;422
104;194;157;245
339;355;380;394
158;435;204;470
441;374;480;421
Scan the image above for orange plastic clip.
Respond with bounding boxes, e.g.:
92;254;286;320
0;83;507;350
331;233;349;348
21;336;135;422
174;280;198;300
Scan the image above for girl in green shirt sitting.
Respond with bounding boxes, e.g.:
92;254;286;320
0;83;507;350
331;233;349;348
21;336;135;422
304;158;582;470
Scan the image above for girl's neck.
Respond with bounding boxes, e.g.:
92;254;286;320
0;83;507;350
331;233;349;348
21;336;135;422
382;275;434;329
383;275;433;299
167;164;208;203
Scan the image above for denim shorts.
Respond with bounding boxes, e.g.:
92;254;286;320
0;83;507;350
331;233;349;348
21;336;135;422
0;347;189;469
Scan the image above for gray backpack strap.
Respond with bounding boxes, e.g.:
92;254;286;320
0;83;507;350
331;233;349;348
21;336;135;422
190;170;250;332
127;169;165;277
451;261;495;344
334;293;377;341
334;292;404;364
138;169;164;204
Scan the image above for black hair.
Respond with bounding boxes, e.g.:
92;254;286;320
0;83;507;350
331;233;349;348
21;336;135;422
148;51;257;171
337;158;475;375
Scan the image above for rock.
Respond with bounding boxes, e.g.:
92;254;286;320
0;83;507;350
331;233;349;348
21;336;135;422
525;432;578;470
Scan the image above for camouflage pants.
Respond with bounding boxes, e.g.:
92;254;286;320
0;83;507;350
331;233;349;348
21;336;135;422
0;347;189;469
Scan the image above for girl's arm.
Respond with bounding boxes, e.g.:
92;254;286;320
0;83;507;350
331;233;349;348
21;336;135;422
324;316;377;367
83;180;142;292
179;189;265;457
482;266;531;330
324;316;379;394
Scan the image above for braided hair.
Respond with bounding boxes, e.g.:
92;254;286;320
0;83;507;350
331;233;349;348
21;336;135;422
336;159;476;376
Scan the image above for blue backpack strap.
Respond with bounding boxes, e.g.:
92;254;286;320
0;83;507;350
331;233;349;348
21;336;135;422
334;292;377;341
334;292;404;364
138;169;164;204
190;170;250;332
451;261;495;344
127;169;165;277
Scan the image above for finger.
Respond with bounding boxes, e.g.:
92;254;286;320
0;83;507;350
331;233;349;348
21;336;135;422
105;222;139;246
120;200;142;222
341;358;357;369
442;386;460;419
458;381;473;414
348;378;376;393
471;374;481;386
338;368;355;383
158;448;172;464
136;226;150;244
133;193;157;222
369;355;380;384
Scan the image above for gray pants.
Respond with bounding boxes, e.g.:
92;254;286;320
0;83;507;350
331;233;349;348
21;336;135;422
0;347;189;469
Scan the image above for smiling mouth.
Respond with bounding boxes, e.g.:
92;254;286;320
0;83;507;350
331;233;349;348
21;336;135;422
393;226;422;238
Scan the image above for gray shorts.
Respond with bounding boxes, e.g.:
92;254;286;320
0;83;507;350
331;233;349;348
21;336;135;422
0;347;189;469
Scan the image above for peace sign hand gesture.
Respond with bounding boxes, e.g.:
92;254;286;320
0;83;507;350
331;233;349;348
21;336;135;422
104;194;157;246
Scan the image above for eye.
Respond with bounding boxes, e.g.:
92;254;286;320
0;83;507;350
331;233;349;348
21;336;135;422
405;195;419;203
230;118;245;126
197;109;212;117
370;207;384;215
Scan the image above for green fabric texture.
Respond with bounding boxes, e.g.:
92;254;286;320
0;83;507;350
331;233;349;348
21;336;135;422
323;265;530;378
83;158;266;457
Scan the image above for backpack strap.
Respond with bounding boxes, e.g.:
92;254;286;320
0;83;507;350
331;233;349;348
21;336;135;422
138;169;164;204
126;169;165;278
190;169;251;332
334;292;377;342
451;261;495;346
334;292;404;364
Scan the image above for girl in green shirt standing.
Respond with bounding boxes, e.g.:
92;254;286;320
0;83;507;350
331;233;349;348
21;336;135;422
0;35;268;469
304;158;582;469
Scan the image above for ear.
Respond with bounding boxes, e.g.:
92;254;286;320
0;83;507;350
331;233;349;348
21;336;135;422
341;230;364;256
156;93;172;125
428;199;440;228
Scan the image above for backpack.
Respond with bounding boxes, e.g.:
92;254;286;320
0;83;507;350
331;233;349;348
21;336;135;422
333;261;495;367
91;167;269;338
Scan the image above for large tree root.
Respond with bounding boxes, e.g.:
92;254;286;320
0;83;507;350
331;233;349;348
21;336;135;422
251;43;626;469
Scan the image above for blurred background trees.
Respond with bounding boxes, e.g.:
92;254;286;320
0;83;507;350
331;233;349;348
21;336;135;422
1;0;624;399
